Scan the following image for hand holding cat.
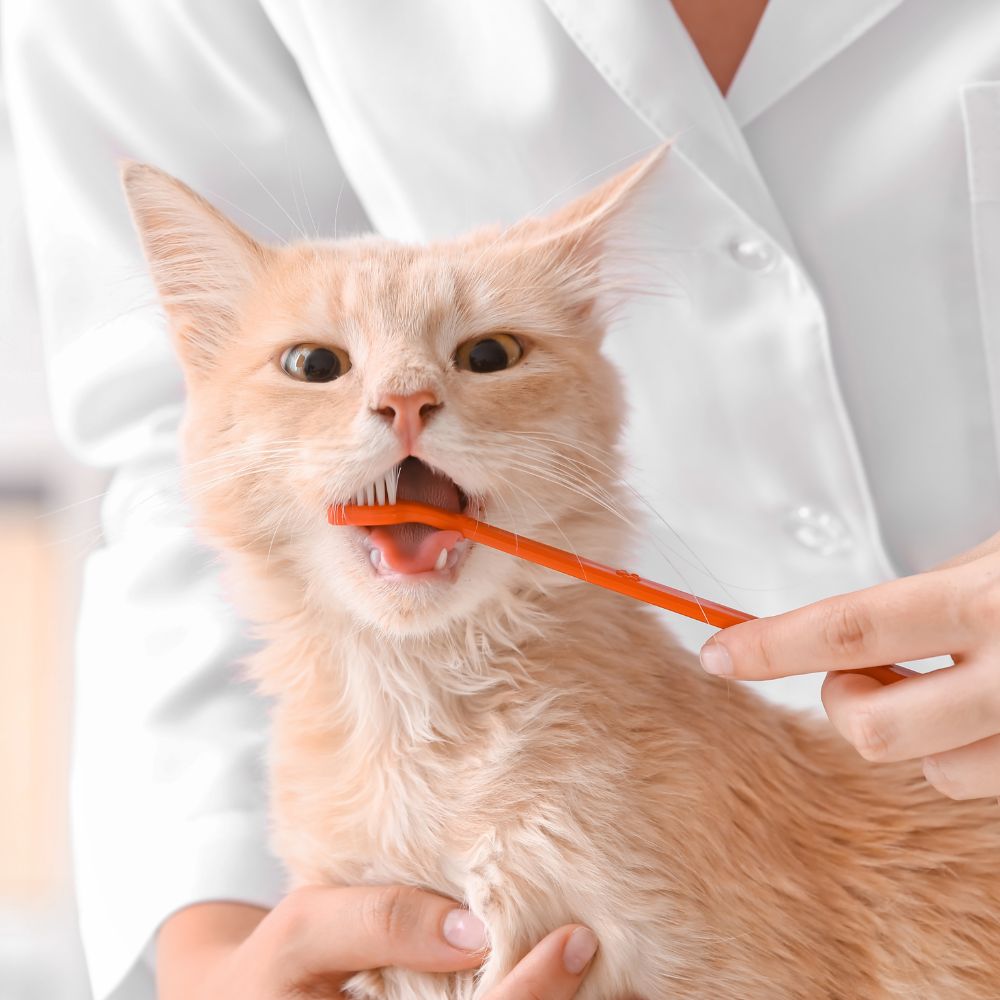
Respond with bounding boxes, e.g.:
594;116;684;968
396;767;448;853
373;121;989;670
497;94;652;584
157;888;599;1000
699;530;1000;801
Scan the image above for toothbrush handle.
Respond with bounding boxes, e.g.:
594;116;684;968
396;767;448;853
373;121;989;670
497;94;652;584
328;501;915;687
458;515;913;686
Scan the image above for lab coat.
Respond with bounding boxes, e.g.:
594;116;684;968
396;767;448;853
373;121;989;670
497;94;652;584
4;1;999;997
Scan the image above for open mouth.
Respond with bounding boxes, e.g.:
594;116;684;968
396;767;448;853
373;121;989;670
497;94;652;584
353;457;475;578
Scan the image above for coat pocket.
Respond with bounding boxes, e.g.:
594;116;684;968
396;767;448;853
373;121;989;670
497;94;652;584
962;82;1000;459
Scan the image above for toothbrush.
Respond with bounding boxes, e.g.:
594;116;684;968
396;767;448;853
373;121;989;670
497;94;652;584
329;500;914;687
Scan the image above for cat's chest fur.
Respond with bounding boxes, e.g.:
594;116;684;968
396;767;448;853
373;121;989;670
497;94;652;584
266;676;522;896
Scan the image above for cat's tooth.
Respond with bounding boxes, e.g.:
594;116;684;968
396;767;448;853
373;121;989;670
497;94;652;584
375;475;386;505
434;547;448;572
370;548;381;569
387;467;398;505
365;482;375;506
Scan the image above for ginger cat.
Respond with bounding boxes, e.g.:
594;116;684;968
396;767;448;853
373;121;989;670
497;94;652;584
124;149;1000;999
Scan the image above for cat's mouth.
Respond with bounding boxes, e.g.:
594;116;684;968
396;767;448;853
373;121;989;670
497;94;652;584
351;457;478;579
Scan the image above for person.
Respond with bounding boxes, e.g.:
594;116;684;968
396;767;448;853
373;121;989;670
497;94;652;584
5;1;999;997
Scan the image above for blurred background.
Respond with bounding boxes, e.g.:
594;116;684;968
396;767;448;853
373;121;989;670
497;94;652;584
1;75;99;1000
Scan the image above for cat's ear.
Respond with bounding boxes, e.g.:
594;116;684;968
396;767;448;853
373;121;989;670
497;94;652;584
539;142;667;245
122;163;269;371
511;142;669;313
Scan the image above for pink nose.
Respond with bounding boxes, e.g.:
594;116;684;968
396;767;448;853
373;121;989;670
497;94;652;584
375;390;441;447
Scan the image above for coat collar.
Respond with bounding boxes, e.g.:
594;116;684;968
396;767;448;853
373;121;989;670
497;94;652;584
540;0;905;252
727;0;907;126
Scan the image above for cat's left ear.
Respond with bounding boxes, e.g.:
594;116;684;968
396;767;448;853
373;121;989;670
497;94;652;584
539;142;667;242
122;163;270;372
511;141;670;311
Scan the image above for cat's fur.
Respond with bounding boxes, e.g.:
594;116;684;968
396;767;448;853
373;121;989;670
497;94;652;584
124;149;1000;999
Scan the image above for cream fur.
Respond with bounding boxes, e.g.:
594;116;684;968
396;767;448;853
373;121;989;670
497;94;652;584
124;150;1000;999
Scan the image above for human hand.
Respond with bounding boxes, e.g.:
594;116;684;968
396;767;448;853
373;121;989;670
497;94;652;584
157;886;598;1000
698;530;1000;800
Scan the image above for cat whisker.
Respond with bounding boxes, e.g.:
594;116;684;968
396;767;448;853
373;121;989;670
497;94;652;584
500;454;630;523
35;441;315;521
265;500;296;567
42;451;311;553
500;454;711;622
488;470;590;574
506;430;743;605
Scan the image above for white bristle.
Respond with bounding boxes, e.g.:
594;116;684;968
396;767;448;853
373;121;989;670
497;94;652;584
355;490;364;506
387;467;398;505
365;482;375;505
375;476;386;505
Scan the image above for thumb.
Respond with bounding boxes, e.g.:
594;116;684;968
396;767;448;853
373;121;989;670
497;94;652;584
929;528;1000;572
481;925;599;1000
269;885;488;980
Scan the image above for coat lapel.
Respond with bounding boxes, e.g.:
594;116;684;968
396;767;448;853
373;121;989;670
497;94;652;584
726;0;907;126
540;0;795;250
541;0;909;254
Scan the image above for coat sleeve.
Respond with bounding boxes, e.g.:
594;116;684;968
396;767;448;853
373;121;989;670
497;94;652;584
2;2;370;997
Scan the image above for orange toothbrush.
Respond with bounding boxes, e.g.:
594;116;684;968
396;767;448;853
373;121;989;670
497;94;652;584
328;501;914;687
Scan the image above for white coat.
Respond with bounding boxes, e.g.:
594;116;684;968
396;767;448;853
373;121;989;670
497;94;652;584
5;1;999;997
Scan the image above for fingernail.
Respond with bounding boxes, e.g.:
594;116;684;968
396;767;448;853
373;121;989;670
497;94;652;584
922;757;941;783
443;908;487;951
700;641;733;676
562;926;598;974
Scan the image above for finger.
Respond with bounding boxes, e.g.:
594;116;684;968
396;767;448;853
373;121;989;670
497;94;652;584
481;925;598;1000
699;571;966;680
923;733;1000;800
821;661;999;763
272;886;487;981
930;529;1000;572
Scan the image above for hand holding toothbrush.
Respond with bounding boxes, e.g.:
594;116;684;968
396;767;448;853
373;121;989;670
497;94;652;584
698;530;1000;801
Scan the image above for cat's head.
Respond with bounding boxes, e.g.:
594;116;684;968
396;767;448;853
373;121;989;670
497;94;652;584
123;148;664;636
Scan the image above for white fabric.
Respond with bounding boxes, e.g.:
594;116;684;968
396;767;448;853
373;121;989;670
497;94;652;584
3;2;999;997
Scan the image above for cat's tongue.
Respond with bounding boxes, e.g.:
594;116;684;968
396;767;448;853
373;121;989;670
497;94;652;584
368;458;462;574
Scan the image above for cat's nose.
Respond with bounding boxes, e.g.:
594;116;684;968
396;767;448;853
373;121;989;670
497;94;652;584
374;390;442;448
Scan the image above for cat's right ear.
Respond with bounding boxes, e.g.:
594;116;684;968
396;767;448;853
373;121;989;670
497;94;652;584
122;163;269;372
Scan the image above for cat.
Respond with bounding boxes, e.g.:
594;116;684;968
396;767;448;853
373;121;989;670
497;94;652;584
123;147;1000;999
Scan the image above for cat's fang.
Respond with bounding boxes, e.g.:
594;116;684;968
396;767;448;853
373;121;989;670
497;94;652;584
370;548;381;569
434;547;448;571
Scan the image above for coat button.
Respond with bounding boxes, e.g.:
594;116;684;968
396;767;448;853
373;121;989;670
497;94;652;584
786;505;853;555
729;237;777;272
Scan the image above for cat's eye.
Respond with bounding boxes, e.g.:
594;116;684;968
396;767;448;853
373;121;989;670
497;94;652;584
454;333;524;374
280;343;352;383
